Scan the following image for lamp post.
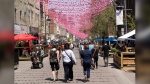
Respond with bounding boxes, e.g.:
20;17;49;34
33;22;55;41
45;14;51;44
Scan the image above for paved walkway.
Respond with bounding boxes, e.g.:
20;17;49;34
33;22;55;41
15;48;135;84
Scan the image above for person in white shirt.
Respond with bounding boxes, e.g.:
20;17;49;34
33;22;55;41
62;43;77;83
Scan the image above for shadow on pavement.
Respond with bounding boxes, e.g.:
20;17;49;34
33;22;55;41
76;79;85;82
99;65;106;67
57;79;65;82
45;78;53;81
45;78;65;82
109;63;120;69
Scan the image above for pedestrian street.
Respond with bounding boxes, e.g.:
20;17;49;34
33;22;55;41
15;48;135;84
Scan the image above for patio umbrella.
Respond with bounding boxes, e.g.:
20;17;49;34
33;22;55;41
14;34;38;41
105;37;118;45
105;37;118;41
97;38;103;41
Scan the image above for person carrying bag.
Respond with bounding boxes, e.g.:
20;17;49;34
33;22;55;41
65;51;75;65
62;43;77;82
91;49;96;69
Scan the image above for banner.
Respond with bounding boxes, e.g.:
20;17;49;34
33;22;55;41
116;9;123;25
14;25;29;34
14;25;21;34
121;28;124;35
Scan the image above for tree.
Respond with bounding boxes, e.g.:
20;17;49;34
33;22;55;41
127;13;135;31
91;4;116;38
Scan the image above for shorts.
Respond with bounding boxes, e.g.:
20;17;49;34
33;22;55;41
50;62;59;71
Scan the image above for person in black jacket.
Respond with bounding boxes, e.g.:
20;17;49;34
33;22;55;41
102;42;110;67
91;45;99;69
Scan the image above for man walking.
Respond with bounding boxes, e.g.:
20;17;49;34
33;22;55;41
102;42;110;67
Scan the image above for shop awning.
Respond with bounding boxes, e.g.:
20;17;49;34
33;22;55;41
118;29;135;41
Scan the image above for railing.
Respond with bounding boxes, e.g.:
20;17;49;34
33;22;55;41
14;44;49;57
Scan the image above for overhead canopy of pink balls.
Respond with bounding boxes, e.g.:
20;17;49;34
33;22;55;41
37;0;111;38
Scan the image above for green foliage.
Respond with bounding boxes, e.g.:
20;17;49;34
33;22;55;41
127;13;135;31
111;48;120;53
91;5;116;36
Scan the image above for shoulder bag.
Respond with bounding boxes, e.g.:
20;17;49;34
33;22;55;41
65;51;75;65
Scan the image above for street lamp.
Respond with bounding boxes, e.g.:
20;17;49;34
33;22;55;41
45;15;51;44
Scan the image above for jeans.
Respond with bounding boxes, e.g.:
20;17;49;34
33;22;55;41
63;62;73;81
83;62;91;78
39;56;43;65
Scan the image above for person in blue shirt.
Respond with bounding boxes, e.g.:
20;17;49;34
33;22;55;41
88;42;94;51
80;44;92;82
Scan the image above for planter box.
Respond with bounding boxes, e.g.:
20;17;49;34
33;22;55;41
113;52;135;71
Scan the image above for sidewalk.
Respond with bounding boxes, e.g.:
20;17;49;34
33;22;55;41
15;48;135;84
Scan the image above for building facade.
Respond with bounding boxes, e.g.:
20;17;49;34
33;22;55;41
14;0;40;35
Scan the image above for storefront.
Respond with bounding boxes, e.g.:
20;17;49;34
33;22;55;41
29;27;39;34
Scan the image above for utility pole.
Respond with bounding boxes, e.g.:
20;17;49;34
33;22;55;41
45;14;47;44
124;0;127;34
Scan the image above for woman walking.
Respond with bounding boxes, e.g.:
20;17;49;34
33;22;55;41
48;45;60;81
91;45;99;69
62;43;77;83
80;44;92;82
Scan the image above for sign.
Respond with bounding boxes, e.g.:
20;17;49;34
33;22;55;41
14;25;29;34
67;33;69;38
14;25;21;34
116;9;123;25
121;28;124;35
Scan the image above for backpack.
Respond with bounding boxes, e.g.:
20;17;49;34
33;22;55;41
49;50;58;63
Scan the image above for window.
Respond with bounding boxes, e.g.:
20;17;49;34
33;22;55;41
31;11;33;24
20;11;22;19
27;9;30;23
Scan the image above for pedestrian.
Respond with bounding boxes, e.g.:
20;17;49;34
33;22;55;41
56;42;62;61
121;43;127;52
62;43;77;83
89;42;94;51
40;47;44;66
48;44;60;81
61;43;65;51
91;45;99;69
102;42;110;67
79;43;84;59
70;43;74;50
80;44;92;82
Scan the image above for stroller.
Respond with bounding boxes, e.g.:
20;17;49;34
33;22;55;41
31;51;43;69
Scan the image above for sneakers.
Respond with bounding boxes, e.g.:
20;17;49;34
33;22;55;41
63;80;70;83
69;79;73;81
